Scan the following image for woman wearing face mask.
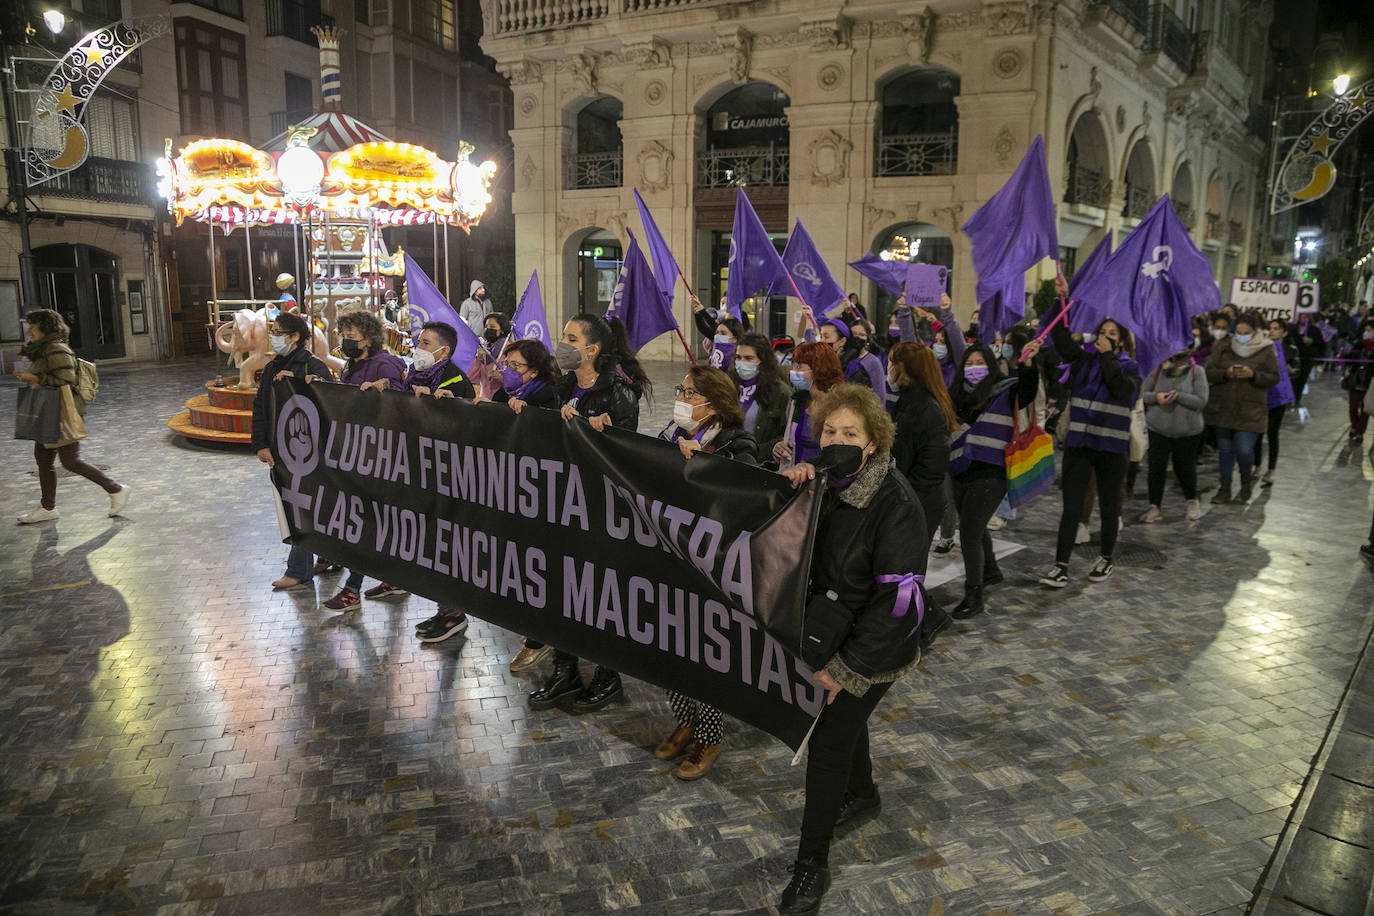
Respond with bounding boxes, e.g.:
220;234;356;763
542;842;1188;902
730;332;793;462
775;384;934;916
1204;313;1279;503
1139;349;1210;523
470;311;512;400
1251;319;1297;486
709;315;744;370
947;342;1042;617
772;341;844;469
361;321;476;400
1339;318;1374;443
530;314;649;713
252;312;335;589
819;319;887;404
1040;307;1140;589
887;343;958;553
653;366;756;780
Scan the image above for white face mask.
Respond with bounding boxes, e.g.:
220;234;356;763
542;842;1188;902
673;399;702;433
412;347;437;370
1213;328;1228;340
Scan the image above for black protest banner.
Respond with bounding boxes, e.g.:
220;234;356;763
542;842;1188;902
268;379;826;748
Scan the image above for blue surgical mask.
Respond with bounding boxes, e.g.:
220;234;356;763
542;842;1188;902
1000;343;1014;359
269;334;291;356
1234;333;1253;344
789;370;811;391
713;334;731;345
735;360;759;380
933;344;949;361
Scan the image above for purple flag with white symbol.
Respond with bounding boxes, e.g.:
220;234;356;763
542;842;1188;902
403;252;479;372
634;189;679;309
606;229;678;352
511;270;551;346
849;252;907;297
726;188;790;320
961;135;1059;337
769;220;847;314
1067;232;1113;334
1070;194;1221;374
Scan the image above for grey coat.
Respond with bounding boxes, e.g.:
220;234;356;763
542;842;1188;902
1141;362;1209;438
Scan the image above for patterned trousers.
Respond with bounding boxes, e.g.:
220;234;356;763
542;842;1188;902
666;690;723;746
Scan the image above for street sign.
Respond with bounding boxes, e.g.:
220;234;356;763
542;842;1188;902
1228;277;1315;322
1296;280;1319;314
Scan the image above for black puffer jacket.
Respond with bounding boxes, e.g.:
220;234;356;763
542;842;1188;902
890;384;949;493
251;345;332;451
810;455;928;695
556;369;641;432
493;379;561;410
661;422;759;464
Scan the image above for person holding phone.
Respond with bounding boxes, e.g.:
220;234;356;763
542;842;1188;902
1139;349;1210;523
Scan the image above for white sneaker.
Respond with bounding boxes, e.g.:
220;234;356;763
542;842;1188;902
1075;523;1091;545
108;485;130;517
986;515;1007;531
1140;505;1162;523
1185;499;1201;521
17;507;59;524
1261;469;1276;486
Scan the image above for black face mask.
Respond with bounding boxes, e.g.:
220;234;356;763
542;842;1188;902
341;338;362;359
483;328;500;344
817;443;866;478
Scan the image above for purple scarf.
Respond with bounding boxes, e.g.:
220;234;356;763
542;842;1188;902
512;377;547;401
710;341;736;370
738;380;761;433
405;357;451;392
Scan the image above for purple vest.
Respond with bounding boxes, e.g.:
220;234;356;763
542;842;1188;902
948;389;1015;476
1066;354;1137;454
846;351;888;403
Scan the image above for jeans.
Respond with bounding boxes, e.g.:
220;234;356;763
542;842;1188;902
950;472;1006;588
33;441;119;510
285;544;314;581
1056;447;1128;564
1215;427;1260;481
344;569;366;592
1146;431;1199;505
797;680;893;864
1251;406;1286;471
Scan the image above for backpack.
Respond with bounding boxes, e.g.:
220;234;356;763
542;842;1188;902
76;358;99;403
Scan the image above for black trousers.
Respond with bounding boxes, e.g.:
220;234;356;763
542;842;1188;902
1056;447;1128;564
1251;405;1286;472
1293;361;1313;406
950;472;1005;588
798;680;893;864
552;649;614;678
1146;431;1200;505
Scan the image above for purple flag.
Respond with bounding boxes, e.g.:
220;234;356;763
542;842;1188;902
511;270;551;346
726;188;790;320
1067;232;1113;334
634;189;679;309
961;135;1059;337
849;252;907;297
769;220;847;314
1070;194;1221;374
607;229;677;351
403;252;478;372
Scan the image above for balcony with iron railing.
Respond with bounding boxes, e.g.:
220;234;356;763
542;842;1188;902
1122;184;1154;219
491;0;741;35
565;150;623;190
1173;200;1195;229
1064;163;1112;208
1228;220;1245;246
1089;0;1150;37
266;0;334;44
1205;212;1223;239
875;131;958;178
36;157;156;207
1143;3;1194;73
695;146;789;188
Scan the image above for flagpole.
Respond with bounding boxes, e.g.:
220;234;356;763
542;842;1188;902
1032;264;1073;343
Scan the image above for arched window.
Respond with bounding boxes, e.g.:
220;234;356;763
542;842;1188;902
1205;177;1224;240
875;69;959;177
697;82;790;188
564;228;624;318
869;222;955;325
566;96;622;190
1064;113;1111;207
1171;162;1196;230
1122;141;1155;219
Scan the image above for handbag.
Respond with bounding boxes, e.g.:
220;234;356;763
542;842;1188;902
799;590;856;670
56;386;87;444
14;386;61;443
1005;399;1056;508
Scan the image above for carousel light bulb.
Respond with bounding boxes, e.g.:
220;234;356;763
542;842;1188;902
278;146;324;198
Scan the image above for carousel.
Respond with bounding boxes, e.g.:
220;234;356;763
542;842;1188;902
163;26;496;444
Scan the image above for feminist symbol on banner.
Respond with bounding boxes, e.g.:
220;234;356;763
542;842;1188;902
1140;246;1173;280
275;394;321;525
710;348;725;368
523;320;546;343
793;261;823;289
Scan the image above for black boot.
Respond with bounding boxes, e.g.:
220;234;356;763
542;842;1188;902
779;858;831;915
528;659;582;710
951;585;985;619
983;559;1004;586
834;786;881;832
570;666;623;712
1239;471;1253;502
1214;478;1232;504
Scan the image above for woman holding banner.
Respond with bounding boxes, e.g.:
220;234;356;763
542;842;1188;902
772;342;843;469
777;383;930;915
1204;313;1279;503
730;333;793;463
528;314;648;713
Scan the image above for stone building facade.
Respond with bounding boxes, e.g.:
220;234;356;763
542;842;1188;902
479;0;1271;350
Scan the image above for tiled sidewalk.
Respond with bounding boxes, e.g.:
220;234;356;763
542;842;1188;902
1;358;1371;915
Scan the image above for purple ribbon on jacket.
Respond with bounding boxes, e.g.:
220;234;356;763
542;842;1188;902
876;572;926;637
1057;362;1072;384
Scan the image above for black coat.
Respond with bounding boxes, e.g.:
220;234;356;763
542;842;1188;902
810;459;927;688
493;379;561;410
250;346;331;451
890;384;949;493
555;369;641;432
705;426;758;463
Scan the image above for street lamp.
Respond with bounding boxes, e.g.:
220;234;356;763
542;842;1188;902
41;10;65;35
1334;73;1351;96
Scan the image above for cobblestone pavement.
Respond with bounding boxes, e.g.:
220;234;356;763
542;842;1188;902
1;357;1371;915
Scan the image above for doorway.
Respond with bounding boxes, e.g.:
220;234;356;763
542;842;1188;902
34;244;125;360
